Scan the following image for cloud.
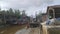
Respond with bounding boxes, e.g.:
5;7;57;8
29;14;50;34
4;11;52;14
0;0;60;16
0;0;41;9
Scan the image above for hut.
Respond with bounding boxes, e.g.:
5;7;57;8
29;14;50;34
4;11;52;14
47;5;60;19
0;13;3;25
41;5;60;34
6;15;17;24
41;13;47;22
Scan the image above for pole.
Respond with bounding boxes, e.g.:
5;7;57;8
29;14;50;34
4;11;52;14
3;11;6;24
35;11;37;22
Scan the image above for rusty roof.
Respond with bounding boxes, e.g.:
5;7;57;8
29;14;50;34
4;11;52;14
48;5;60;8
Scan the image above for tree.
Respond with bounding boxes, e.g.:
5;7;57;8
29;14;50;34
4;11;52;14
0;10;6;24
15;9;21;18
0;8;1;11
22;10;26;16
35;11;42;22
9;8;14;15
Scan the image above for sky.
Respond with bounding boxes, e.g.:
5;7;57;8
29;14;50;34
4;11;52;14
0;0;60;16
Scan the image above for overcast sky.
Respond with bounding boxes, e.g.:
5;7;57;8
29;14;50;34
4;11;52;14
0;0;60;16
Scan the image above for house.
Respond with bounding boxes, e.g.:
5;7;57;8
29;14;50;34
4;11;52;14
6;15;17;24
41;5;60;34
17;15;30;25
41;13;47;22
47;5;60;19
17;11;30;25
0;13;3;24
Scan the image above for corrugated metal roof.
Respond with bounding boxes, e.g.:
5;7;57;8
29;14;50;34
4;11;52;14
48;5;60;8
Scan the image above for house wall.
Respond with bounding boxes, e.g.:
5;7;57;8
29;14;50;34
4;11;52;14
42;15;47;22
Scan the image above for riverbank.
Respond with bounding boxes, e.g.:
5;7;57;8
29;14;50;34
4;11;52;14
0;24;26;34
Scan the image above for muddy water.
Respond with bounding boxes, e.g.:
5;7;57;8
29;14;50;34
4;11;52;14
0;25;26;34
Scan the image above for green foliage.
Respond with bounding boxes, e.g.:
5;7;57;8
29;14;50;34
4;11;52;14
0;8;28;25
9;8;14;15
15;9;21;18
0;8;21;24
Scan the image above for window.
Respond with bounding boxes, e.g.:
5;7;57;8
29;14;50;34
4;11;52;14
49;10;54;19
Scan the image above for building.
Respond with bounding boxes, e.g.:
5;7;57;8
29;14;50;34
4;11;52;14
17;11;30;25
0;13;3;24
6;15;17;24
41;13;48;22
47;5;60;19
41;5;60;34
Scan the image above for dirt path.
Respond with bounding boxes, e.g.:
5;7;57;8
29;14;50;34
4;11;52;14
0;25;41;34
15;27;40;34
15;28;31;34
29;28;40;34
0;25;26;34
